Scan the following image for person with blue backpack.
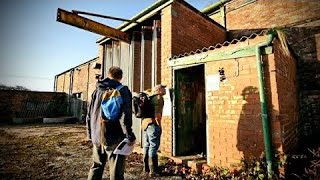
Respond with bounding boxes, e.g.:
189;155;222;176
86;66;135;180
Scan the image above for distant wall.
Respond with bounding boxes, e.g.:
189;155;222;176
0;90;68;123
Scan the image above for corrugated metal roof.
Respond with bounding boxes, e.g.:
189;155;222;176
55;57;99;77
169;30;268;60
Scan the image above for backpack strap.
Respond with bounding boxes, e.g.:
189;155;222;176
116;84;124;91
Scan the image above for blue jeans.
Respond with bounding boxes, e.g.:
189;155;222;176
143;124;162;157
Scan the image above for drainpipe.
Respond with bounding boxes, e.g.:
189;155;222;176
256;32;275;178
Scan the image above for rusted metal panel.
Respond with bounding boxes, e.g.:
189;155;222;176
56;8;130;43
72;10;132;22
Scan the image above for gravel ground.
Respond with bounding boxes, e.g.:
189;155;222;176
0;124;182;180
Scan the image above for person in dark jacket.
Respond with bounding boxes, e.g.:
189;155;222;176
86;66;136;180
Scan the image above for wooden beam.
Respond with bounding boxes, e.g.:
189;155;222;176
56;8;130;43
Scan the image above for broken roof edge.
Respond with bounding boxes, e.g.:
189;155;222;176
169;44;273;67
55;57;99;77
96;0;226;44
168;30;271;66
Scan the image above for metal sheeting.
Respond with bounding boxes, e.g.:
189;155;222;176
105;44;113;77
120;42;130;86
102;25;160;146
112;41;121;67
103;40;142;145
169;30;268;60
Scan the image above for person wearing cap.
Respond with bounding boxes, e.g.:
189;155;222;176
141;84;166;177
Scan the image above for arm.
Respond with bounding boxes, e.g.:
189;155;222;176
121;86;136;142
154;113;162;128
86;90;97;140
154;96;164;128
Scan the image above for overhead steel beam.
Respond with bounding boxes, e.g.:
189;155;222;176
56;8;130;43
72;10;133;22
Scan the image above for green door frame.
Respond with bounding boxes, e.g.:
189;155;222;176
172;63;206;156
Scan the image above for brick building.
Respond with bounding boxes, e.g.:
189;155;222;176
169;30;298;167
204;0;320;142
57;0;319;170
54;57;101;120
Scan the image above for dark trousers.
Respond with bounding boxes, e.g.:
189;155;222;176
88;144;125;180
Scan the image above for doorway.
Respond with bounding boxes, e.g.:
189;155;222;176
174;64;206;156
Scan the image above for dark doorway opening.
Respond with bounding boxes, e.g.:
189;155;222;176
174;64;206;156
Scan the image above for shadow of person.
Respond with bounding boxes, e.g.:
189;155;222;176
236;86;266;166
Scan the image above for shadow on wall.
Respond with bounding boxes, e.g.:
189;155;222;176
237;86;265;162
229;27;320;142
236;86;280;164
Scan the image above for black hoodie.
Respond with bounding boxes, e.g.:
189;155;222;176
86;78;135;145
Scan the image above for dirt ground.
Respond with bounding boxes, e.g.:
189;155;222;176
0;124;182;180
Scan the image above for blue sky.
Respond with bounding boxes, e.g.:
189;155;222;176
0;0;216;92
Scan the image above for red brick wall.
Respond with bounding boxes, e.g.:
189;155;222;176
160;0;227;156
64;72;72;94
73;65;89;100
0;90;68;123
272;40;298;152
204;37;297;167
224;0;319;30
88;61;101;102
205;55;265;167
133;32;142;93
160;4;173;156
171;1;226;56
56;74;66;92
55;58;101;103
208;0;320;139
143;29;153;90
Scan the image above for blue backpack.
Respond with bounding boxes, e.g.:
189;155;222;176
101;85;124;122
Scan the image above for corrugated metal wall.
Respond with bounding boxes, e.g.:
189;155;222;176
103;20;161;146
120;42;130;86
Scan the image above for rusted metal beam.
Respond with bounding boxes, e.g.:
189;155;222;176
71;10;133;22
56;8;130;43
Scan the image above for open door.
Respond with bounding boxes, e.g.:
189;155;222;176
174;64;206;156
